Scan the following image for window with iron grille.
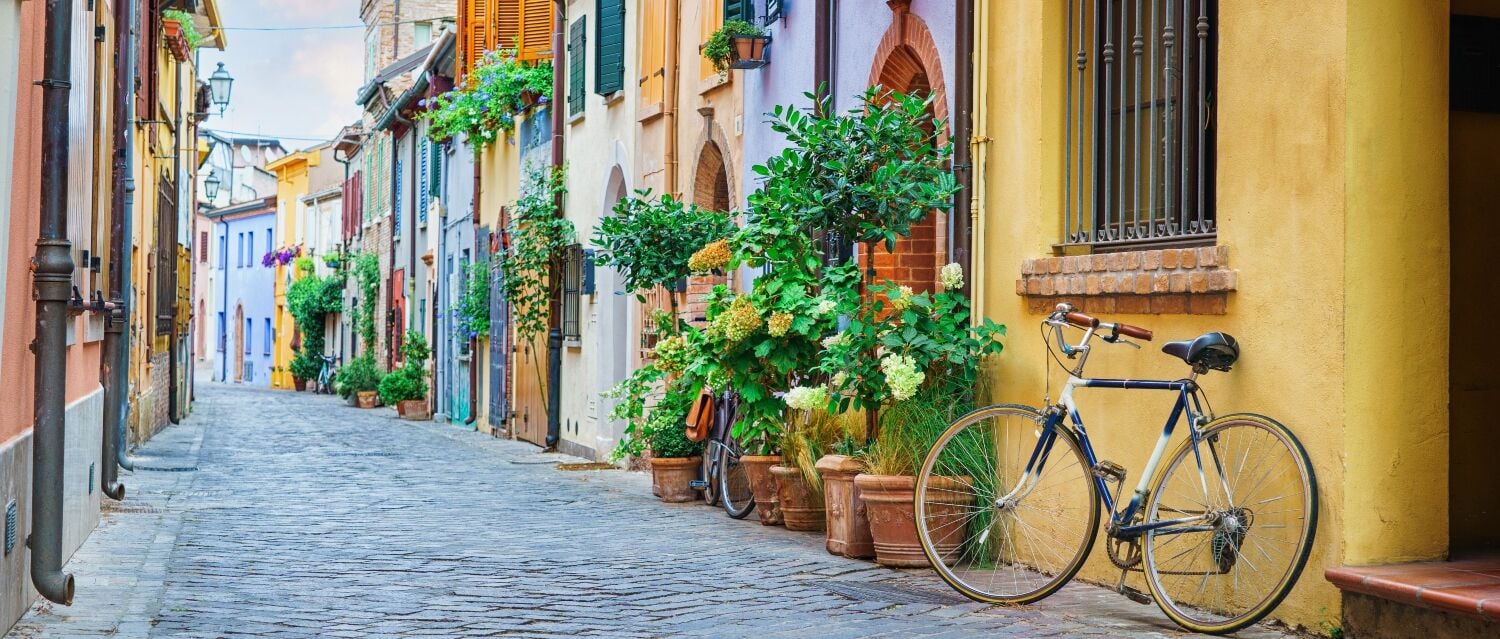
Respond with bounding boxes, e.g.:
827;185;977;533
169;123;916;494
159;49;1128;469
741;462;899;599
568;16;587;116
155;176;177;335
1063;0;1218;249
562;244;583;341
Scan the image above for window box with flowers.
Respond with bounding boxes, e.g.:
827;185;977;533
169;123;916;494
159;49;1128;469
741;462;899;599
161;10;204;63
417;50;553;148
703;20;770;72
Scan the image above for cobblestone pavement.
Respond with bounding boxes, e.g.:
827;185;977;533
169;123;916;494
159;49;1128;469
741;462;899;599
6;384;1303;638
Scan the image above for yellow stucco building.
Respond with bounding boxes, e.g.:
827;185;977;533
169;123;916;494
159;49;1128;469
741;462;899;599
266;148;321;389
974;0;1496;632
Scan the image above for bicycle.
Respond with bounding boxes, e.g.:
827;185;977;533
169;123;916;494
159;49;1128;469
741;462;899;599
689;390;756;519
315;355;339;395
915;303;1317;635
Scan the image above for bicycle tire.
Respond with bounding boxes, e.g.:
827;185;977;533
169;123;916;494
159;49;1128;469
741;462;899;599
719;439;755;519
916;404;1100;605
1142;413;1318;634
701;444;720;506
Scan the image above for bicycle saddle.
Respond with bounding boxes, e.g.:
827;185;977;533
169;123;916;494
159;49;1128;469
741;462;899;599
1161;332;1239;372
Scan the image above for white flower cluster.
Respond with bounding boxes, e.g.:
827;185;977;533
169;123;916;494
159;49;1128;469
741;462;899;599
941;262;964;290
814;298;838;317
880;353;925;402
891;285;915;311
784;385;829;411
822;333;846;349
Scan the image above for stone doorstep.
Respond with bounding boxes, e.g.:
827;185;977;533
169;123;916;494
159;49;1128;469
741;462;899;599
1325;556;1500;622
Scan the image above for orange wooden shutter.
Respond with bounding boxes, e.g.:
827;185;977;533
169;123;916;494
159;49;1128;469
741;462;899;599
638;0;663;105
494;0;521;52
518;0;554;61
459;0;492;78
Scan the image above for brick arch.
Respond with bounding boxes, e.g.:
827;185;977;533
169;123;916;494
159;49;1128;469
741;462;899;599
863;5;950;293
691;140;731;213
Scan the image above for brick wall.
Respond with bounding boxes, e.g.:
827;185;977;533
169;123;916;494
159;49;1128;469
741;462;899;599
1017;246;1238;315
861;212;943;292
681;275;723;327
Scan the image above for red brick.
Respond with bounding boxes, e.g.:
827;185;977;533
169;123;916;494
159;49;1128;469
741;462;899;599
1116;296;1150;314
1107;253;1125;271
1015;279;1027;295
1179;249;1197;269
1091;254;1107;272
1143;250;1163;270
1151;294;1187;314
1208;269;1237;292
1188;294;1227;315
1169;273;1188;293
1039;277;1055;296
1162;249;1180;269
1151;273;1170;294
1068;275;1086;295
1197;246;1218;267
1134;273;1152;295
1027;297;1053;314
1125;252;1142;269
1061;257;1078;274
1101;274;1117;293
1047;257;1063;273
1189;271;1209;293
1027;278;1042;295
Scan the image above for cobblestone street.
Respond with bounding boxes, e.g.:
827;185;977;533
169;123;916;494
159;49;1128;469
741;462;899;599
5;385;1299;638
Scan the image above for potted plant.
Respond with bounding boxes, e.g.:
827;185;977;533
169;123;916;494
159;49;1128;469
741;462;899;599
703;19;770;72
379;330;431;420
335;356;383;408
770;392;852;532
816;446;875;558
417;49;553;147
289;350;322;392
161;9;203;62
645;390;703;503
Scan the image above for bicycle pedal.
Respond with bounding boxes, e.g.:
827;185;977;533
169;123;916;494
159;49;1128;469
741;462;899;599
688;480;709;490
1117;585;1153;605
1092;460;1126;482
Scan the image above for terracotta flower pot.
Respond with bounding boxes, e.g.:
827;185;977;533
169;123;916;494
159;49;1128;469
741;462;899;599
356;391;379;409
293;378;308;392
855;474;973;568
740;455;783;526
162;19;191;62
398;399;430;421
650;456;702;503
771;465;825;532
816;455;874;558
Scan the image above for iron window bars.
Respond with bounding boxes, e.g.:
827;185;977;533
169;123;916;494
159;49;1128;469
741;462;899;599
562;244;584;341
1063;0;1218;249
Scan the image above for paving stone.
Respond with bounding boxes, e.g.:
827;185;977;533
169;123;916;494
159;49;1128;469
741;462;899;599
5;384;1299;639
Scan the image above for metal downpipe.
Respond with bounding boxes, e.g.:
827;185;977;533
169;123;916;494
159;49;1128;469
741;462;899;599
118;0;138;474
99;0;137;501
32;0;79;606
543;0;566;450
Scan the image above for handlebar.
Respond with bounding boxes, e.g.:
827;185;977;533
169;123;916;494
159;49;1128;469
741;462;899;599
1060;308;1153;342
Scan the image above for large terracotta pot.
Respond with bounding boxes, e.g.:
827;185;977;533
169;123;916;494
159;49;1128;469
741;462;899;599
740;455;783;526
293;378;308;392
356;391;379;409
770;465;825;532
817;455;874;558
855;474;973;568
397;399;430;421
650;456;702;503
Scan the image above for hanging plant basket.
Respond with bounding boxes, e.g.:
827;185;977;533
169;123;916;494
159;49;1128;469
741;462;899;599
728;34;771;70
162;19;191;63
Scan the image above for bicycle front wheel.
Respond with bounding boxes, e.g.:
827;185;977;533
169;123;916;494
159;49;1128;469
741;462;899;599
916;404;1100;604
701;446;720;506
1143;413;1318;634
718;439;755;519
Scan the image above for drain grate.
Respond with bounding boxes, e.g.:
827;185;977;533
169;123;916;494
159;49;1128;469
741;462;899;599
104;503;164;514
556;462;616;471
133;466;198;473
4;500;16;555
820;580;969;605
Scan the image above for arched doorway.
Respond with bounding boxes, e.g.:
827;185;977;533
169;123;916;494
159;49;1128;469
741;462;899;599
681;141;732;325
864;6;950;292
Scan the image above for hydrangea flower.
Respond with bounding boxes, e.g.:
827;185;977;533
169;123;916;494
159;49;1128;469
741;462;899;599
767;312;793;337
831;371;849;388
711;296;761;343
891;285;915;311
784;386;828;411
941;263;964;290
822;333;846;349
687;239;731;274
652;335;688;373
880;354;925;401
814;298;837;317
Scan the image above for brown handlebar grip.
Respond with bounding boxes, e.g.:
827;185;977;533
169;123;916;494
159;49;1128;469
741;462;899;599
1116;323;1154;341
1064;312;1098;328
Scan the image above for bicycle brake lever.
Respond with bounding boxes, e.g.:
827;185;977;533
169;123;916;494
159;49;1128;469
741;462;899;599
1117;339;1142;350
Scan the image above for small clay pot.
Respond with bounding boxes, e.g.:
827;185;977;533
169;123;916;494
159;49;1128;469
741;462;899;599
356;391;379;409
817;455;874;558
740;455;783;526
650;456;702;503
293;378;308;392
855;474;973;568
771;465;825;532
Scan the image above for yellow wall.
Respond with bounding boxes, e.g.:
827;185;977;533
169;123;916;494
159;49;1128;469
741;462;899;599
976;0;1452;629
267;150;320;389
474;135;519;434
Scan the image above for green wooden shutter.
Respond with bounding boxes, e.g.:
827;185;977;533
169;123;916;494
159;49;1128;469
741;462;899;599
766;0;782;21
568;16;586;116
724;0;753;23
595;0;625;95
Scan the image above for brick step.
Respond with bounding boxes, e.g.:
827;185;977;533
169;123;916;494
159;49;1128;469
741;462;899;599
1326;556;1500;638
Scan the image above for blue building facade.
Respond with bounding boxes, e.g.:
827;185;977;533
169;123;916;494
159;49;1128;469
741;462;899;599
204;197;278;387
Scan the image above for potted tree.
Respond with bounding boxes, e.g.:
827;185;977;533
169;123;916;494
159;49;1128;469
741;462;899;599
289;351;321;392
703;19;770;72
335;356;383;409
380;330;431;420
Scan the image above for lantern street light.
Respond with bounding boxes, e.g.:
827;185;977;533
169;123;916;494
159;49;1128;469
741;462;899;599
203;170;221;201
209;62;233;115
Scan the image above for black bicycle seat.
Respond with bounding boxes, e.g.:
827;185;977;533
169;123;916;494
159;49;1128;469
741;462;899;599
1161;332;1239;371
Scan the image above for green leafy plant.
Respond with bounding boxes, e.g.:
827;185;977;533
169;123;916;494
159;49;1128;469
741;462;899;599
353;252;380;351
162;9;205;49
399;330;430;370
286;271;344;378
418;50;553;146
646;391;703;459
862;383;973;476
377;366;428;405
334;356;382;399
779;407;861;494
592;190;736;300
453;259;491;339
498;164;574;346
703;19;765;73
289;350;324;382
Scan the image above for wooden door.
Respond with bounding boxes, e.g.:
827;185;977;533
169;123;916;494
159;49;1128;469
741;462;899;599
512;332;547;446
233;304;244;382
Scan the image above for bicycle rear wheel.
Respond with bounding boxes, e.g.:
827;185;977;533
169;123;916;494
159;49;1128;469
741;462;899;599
701;444;720;506
1142;413;1317;634
718;438;755;519
916;404;1100;604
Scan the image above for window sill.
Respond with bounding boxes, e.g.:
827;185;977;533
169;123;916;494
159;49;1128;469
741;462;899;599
564;339;582;349
1016;246;1237;315
699;72;730;96
568;109;586;126
637;102;664;123
601;91;623;107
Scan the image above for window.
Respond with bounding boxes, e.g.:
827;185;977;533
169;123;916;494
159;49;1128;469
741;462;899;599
418;139;430;225
428;142;443;204
199;231;209;263
638;0;664;105
219;233;227;269
724;0;753;23
155;176;177;336
264;318;272;354
766;0;783;22
394;156;404;234
595;0;625;95
245;319;253;355
414;21;433;48
217;312;226;352
247;231;255;266
561;244;584;341
265;228;272;255
1063;0;1217;248
568;16;587;116
237;233;244;267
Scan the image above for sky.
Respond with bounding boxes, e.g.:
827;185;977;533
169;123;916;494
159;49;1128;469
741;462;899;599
197;0;365;150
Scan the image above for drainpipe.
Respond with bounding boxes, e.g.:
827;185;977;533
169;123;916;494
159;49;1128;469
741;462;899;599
814;0;829;110
664;0;680;198
953;0;975;300
971;0;991;317
101;0;138;501
32;0;79;605
168;60;183;425
544;0;566;450
468;142;480;429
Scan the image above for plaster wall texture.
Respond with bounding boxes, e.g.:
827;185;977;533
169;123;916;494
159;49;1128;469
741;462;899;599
435;142;476;425
213;212;278;387
740;0;818;210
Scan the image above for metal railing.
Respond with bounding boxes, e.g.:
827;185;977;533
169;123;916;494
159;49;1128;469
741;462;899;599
1063;0;1217;249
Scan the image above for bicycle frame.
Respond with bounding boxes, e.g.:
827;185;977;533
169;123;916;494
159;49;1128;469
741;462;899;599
1008;374;1217;541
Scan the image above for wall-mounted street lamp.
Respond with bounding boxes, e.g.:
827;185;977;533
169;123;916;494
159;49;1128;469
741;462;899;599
209;62;233;115
203;170;221;201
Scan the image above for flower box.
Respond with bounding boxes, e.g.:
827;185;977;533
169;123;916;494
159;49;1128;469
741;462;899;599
162;19;191;63
728;34;771;70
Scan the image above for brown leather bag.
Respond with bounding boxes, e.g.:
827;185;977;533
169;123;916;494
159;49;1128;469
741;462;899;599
684;388;715;442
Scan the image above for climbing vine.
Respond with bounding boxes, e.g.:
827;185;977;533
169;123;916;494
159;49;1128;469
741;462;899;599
453;258;491;339
498;165;573;345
